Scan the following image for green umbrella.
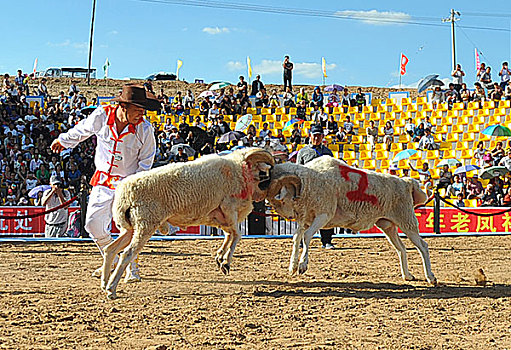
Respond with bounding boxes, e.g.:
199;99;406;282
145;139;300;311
436;159;461;167
481;125;511;137
479;166;509;179
209;82;231;91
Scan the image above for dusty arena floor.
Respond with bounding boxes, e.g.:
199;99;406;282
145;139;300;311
1;236;511;350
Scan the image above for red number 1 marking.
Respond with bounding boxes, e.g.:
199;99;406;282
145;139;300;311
338;164;379;206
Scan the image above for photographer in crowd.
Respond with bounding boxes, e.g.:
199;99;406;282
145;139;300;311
41;175;71;237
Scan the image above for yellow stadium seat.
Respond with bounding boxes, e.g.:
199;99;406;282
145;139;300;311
329;144;339;152
435;125;448;134
416;97;427;104
456;116;469;125
360;150;372;160
390;143;403;152
344;151;356;160
359;144;371;151
436;103;448;111
380;159;390;169
451;124;463;134
462;133;475;142
425;150;440;159
467;199;478;207
467;102;479;110
363;160;376;169
441;116;454;125
483;101;496;109
467;124;480;133
479;134;491;142
376;150;390;160
452;102;464;110
488;115;502;124
446;133;459;143
351;135;363;144
443;149;456;159
461;149;474;159
455;141;469;150
398;134;410;143
439;141;452;150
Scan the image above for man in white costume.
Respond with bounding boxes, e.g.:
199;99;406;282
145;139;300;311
51;85;158;282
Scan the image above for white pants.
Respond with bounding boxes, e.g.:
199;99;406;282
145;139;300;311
85;186;116;250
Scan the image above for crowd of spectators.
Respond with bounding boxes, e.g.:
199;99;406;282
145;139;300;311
2;63;511;208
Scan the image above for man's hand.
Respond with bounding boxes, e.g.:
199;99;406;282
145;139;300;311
51;139;65;153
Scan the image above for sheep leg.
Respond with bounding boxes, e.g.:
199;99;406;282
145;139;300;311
402;226;437;285
289;225;305;275
298;214;330;275
215;234;232;268
105;229;152;300
220;226;241;275
376;219;415;282
101;228;133;291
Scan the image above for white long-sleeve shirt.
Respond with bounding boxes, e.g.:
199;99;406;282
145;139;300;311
58;105;156;189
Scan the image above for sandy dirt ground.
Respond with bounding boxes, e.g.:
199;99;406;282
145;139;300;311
1;236;511;350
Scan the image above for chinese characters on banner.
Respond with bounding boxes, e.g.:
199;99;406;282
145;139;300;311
0;207;199;235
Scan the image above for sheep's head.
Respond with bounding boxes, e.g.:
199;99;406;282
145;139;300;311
243;148;275;202
266;173;302;219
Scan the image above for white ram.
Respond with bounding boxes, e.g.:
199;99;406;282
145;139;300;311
266;156;437;285
101;148;274;299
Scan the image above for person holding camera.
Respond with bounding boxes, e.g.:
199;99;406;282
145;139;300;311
41;175;71;238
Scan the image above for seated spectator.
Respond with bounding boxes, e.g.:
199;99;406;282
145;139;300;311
422;173;434;197
220;95;233;115
481;184;499;206
366;120;378;151
183;90;195;109
474;141;489;168
310;86;323;108
473;82;486;104
382;121;394;151
453;193;465;207
290;123;302;151
325;88;340;109
296;100;307;120
418;128;438;150
447;175;466;198
236;76;248;98
480;66;493;90
172;91;184;114
174;147;189;162
208;102;220;120
247;124;257;138
499;148;511;172
36;163;50;185
255;88;269;107
355;88;366;111
276;129;286;144
437;164;452;190
343;116;355;135
412;123;425;142
340;88;351;109
37;78;49;97
489;83;504;102
460;83;471;107
404;117;415;137
283;87;295;107
325;116;338;135
296;87;309;105
467;175;484;199
259;122;271;139
239;91;251;113
431;86;444;108
505;81;511;101
445;83;459;108
491;141;505;166
268;89;280;108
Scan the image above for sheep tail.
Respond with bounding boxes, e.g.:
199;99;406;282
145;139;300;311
404;178;427;206
112;188;133;230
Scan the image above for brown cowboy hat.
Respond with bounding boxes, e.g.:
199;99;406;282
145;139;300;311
112;84;160;111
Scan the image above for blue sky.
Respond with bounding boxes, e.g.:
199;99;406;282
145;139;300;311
2;0;511;88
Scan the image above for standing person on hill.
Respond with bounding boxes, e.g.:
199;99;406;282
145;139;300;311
499;62;511;91
283;55;294;92
50;85;159;282
451;64;465;92
296;124;336;249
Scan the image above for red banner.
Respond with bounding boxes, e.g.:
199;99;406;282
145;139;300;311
0;206;199;236
1;207;510;236
400;53;409;75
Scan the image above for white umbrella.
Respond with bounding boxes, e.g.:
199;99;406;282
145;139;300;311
199;90;217;98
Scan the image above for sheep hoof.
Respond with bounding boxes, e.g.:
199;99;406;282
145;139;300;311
298;263;308;275
215;256;223;268
221;263;230;275
289;265;298;275
106;291;117;300
429;278;438;286
404;274;416;281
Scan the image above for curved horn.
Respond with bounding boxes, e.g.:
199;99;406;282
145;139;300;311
244;148;275;168
267;174;302;199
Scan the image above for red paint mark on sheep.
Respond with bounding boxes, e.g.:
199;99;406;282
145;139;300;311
338;164;379;206
233;162;255;200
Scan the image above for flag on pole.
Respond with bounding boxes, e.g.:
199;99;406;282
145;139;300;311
247;56;252;79
322;57;327;78
475;48;481;71
176;59;183;79
400;53;409;75
32;58;38;79
103;58;110;78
